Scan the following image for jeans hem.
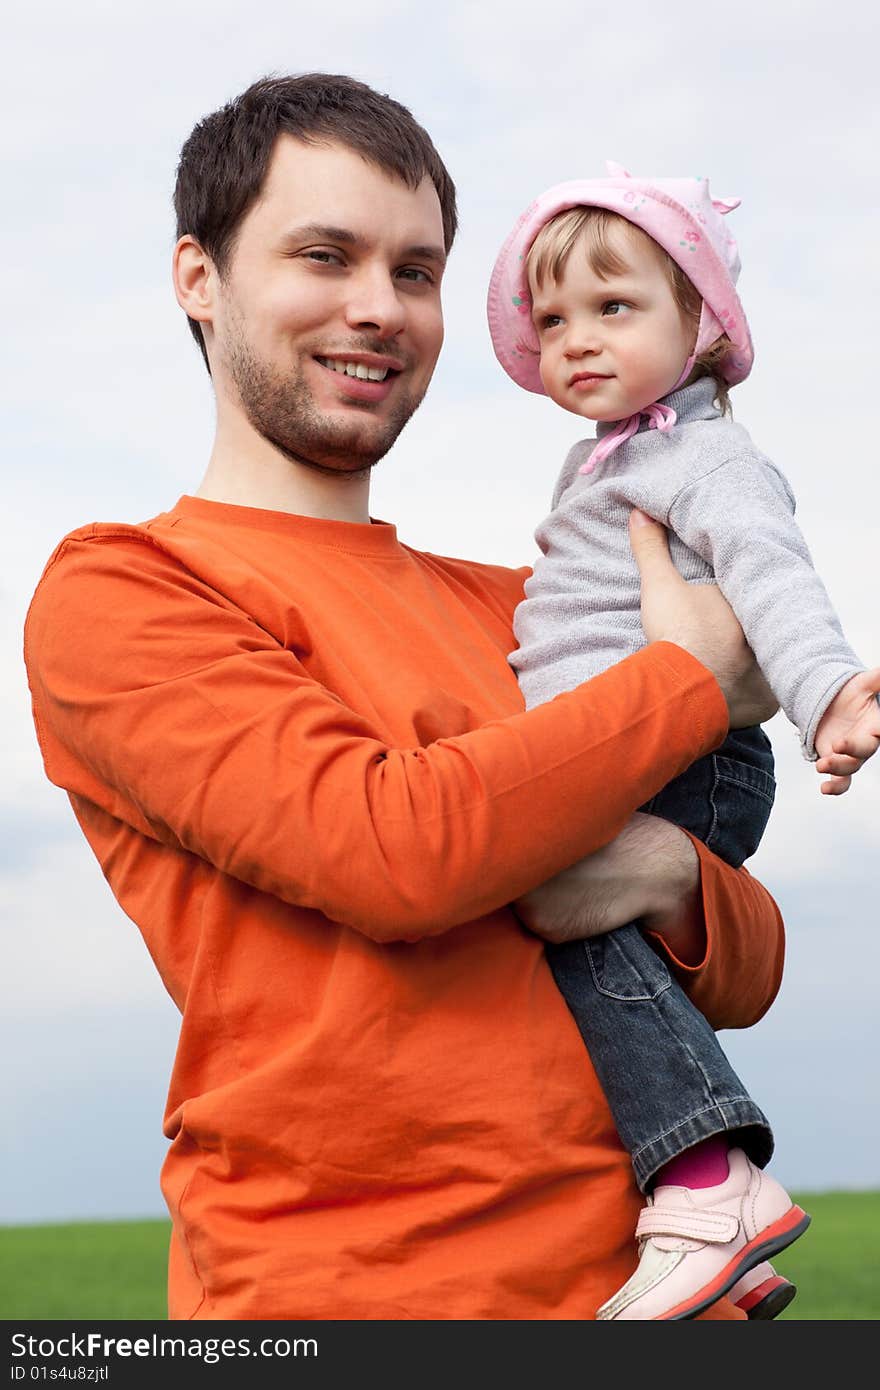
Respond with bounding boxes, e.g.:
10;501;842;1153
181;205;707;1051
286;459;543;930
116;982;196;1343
631;1099;774;1193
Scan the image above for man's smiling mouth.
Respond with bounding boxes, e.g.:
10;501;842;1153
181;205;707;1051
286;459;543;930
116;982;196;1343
316;356;399;382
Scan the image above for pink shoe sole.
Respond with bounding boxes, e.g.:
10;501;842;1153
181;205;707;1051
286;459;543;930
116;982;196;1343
658;1203;811;1321
735;1272;797;1319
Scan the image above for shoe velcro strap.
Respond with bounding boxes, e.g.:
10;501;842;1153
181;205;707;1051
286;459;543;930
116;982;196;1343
636;1206;740;1243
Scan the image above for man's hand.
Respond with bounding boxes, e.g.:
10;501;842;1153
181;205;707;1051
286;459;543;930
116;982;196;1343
629;509;778;728
512;813;704;962
814;668;880;795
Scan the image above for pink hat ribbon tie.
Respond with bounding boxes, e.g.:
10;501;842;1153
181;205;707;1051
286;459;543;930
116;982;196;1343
579;401;677;475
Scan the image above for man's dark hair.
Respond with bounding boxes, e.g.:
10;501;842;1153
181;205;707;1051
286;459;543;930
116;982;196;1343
174;73;458;371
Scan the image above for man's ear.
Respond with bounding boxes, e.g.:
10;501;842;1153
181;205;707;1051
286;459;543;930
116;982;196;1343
172;235;216;327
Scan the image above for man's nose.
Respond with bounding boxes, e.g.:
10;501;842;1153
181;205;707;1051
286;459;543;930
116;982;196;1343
344;268;407;337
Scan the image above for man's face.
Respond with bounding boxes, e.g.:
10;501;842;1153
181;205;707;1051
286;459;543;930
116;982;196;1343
208;136;446;474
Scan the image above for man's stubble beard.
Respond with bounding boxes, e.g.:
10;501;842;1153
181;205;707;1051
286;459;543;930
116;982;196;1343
221;316;427;477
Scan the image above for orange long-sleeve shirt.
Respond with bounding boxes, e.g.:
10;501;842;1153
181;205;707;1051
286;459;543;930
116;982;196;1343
24;496;784;1320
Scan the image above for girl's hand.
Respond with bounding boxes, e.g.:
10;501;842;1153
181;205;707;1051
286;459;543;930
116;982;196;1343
814;668;880;795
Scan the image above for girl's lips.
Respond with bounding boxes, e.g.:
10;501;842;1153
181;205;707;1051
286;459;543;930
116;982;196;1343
569;373;612;388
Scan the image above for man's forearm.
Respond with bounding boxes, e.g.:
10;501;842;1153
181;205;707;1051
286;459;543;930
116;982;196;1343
513;812;785;1032
512;813;704;957
27;534;730;943
661;836;785;1029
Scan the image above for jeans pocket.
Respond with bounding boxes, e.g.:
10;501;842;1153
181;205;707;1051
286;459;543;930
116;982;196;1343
707;755;776;868
584;924;672;1002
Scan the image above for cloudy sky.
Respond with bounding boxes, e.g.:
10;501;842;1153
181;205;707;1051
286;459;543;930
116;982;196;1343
3;0;878;1225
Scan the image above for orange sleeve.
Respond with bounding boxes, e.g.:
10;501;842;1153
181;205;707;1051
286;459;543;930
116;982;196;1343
25;534;729;944
648;834;785;1031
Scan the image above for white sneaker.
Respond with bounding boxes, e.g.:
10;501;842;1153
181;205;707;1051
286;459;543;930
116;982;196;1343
729;1260;797;1319
597;1149;810;1320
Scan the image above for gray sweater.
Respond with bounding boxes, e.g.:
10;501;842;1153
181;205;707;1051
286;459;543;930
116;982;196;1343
511;379;864;757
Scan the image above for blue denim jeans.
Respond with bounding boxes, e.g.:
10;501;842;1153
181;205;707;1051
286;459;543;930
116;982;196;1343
546;726;776;1192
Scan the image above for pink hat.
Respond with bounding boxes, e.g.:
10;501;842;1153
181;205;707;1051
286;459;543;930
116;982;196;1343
486;161;753;398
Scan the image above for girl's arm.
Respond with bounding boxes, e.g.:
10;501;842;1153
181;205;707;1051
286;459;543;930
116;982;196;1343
813;667;880;793
669;453;866;760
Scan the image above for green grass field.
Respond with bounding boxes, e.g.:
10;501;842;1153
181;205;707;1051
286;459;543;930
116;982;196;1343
1;1191;877;1320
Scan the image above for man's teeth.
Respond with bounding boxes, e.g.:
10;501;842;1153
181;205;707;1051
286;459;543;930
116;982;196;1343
319;357;390;382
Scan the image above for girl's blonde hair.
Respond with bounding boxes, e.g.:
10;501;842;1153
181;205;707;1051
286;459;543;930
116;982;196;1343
526;207;732;413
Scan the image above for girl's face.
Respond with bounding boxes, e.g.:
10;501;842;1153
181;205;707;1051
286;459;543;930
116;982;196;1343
530;222;697;423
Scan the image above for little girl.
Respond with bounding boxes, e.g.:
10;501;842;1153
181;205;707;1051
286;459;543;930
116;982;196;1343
486;164;880;1321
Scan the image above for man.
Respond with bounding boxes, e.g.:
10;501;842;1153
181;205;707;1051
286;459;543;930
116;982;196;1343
25;74;784;1320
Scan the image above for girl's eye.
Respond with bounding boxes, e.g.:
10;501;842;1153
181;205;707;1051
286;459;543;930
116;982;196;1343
602;301;629;317
540;314;563;331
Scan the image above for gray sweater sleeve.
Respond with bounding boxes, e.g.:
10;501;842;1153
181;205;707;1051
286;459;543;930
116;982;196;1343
668;454;865;758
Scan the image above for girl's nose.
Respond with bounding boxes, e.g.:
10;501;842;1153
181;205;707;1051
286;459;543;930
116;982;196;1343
562;321;601;357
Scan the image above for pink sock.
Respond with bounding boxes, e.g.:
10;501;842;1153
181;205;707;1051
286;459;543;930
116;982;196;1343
656;1135;730;1190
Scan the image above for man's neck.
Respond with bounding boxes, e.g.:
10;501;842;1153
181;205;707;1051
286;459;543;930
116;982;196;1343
195;416;372;524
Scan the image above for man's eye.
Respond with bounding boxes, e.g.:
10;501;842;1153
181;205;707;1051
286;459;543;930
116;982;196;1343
303;249;344;265
397;267;432;283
